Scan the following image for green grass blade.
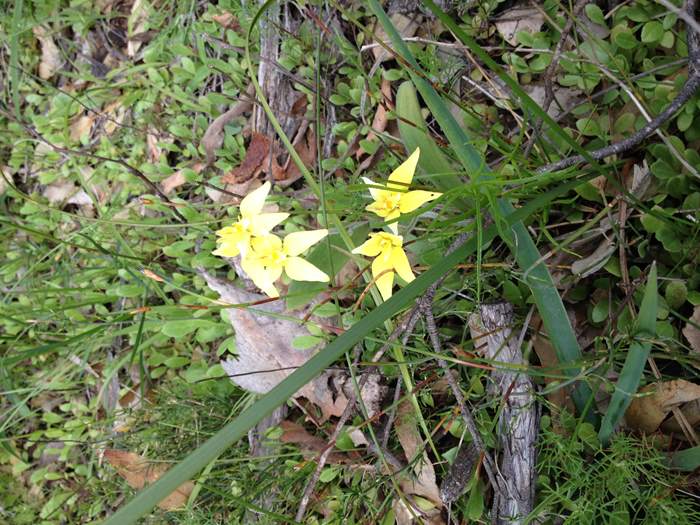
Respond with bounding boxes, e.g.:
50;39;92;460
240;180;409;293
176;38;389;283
367;0;594;415
667;445;700;471
598;263;658;444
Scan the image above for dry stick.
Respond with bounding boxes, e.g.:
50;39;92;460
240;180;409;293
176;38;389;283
416;233;508;503
523;0;588;159
537;0;700;174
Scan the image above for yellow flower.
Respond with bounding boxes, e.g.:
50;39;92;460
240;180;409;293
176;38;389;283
213;181;289;258
363;147;442;234
241;229;330;297
352;231;414;301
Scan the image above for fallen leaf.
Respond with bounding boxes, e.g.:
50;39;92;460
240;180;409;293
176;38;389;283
201;270;351;420
103;449;193;510
161;162;203;195
44;181;93;206
70;114;95;142
277;128;316;184
33;26;62;80
372;13;421;62
358;78;392;158
395;400;442;507
495;7;545;46
279;421;348;463
212;12;240;30
626;380;700;433
0;166;11;196
201;85;254;165
571;237;616;277
682;306;700;354
126;0;149;57
222;132;271;184
102;101;127;136
524;85;582;120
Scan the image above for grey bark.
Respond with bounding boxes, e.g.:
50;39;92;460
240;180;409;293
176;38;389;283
471;303;538;525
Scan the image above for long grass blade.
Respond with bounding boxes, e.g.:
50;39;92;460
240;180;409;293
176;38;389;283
598;263;658;444
367;0;595;415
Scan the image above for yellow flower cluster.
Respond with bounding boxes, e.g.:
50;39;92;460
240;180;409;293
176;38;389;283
212;148;440;301
213;181;329;297
354;147;442;301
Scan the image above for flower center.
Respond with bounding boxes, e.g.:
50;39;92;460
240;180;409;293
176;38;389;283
378;192;401;212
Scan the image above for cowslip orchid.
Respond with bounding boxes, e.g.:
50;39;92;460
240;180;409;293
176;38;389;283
362;147;441;234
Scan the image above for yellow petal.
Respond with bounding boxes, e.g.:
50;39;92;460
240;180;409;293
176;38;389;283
398;190;441;214
366;201;390;218
387;147;420;189
362;177;387;201
251;212;289;235
283;229;328;257
352;234;384;257
372;255;394;301
212;240;240;258
285;256;330;282
384;209;401;235
391;246;414;283
239;181;271;218
215;225;238;237
241;256;281;297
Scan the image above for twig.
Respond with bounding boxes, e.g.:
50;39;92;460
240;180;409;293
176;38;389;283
537;0;700;174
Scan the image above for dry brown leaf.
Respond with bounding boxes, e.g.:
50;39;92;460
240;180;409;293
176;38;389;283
529;328;574;416
495;7;545;46
201;85;254;165
571;237;616;277
103;449;193;510
626;380;700;433
201;271;350;420
278;128;316;184
372;14;421;62
44;181;93;206
126;0;149;57
212;12;240;30
358;78;392;158
0;166;10;196
102;101;127;135
395;400;442;507
683;306;700;354
222;132;271;184
33;26;62;80
70;114;95;142
279;421;348;463
161;162;203;195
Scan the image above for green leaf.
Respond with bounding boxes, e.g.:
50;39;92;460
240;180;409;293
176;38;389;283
161;319;216;338
614;30;638;49
585;4;606;26
598;263;657;444
641;21;664;43
291;335;323;350
576;118;602;136
668;445;700;470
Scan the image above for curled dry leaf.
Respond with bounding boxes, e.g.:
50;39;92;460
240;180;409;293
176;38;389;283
357;78;392;158
626;380;700;434
279;420;349;463
201;84;254;165
212;11;240;30
222;132;271;184
161;162;204;195
103;449;193;510
277;127;317;185
495;7;545;46
372;13;420;62
70;114;96;142
682;306;700;354
126;0;149;57
395;400;442;507
44;181;93;206
33;26;62;80
571;237;616;277
200;270;350;420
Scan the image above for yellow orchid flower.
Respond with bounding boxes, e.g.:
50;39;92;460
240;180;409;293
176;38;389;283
213;181;289;258
241;229;330;297
352;231;414;301
363;147;442;234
